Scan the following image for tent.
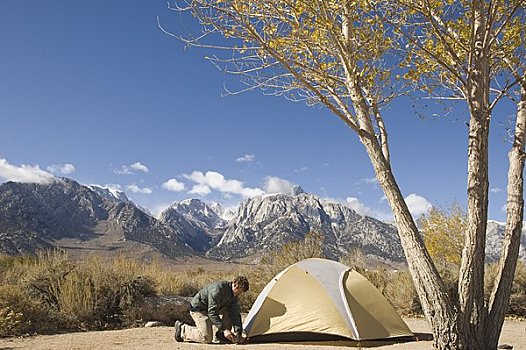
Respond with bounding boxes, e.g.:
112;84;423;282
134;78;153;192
243;258;413;341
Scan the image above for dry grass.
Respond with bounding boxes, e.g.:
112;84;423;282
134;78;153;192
1;238;526;337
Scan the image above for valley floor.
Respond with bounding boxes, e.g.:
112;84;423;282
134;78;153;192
0;318;525;350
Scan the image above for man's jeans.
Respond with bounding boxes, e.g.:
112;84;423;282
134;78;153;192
181;310;233;343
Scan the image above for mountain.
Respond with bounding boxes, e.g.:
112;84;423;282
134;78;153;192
2;177;522;266
88;185;130;203
0;178;192;259
157;198;235;251
168;199;226;230
158;206;212;252
208;202;236;222
207;191;406;263
486;220;526;262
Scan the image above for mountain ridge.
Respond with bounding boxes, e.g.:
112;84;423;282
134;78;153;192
0;177;524;265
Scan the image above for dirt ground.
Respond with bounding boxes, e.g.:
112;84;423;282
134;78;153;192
1;318;525;350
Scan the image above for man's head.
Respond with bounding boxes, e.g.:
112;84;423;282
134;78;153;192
232;275;249;297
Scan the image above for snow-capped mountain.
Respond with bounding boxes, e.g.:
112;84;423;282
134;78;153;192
88;184;152;215
486;220;526;262
0;178;192;258
1;176;523;266
207;190;406;262
158;204;213;251
208;202;237;222
88;185;130;203
167;199;226;229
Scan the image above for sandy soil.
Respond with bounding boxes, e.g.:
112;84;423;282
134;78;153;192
1;318;525;350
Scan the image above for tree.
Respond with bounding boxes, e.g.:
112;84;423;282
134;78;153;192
162;1;524;348
421;205;466;267
391;1;525;347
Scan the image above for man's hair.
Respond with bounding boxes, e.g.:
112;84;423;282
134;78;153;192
233;275;249;292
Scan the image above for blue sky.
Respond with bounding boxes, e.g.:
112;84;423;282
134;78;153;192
0;1;515;221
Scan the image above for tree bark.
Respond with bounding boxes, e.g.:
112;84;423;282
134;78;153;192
360;138;460;349
457;1;491;347
485;83;526;349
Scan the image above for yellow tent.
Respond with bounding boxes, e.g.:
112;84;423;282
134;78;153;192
244;258;413;341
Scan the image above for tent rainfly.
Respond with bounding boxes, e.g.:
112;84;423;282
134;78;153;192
243;258;414;341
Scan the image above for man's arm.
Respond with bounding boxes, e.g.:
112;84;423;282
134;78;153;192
228;299;243;335
207;290;224;331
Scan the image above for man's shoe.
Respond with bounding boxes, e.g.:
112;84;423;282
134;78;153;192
174;321;183;342
214;330;230;344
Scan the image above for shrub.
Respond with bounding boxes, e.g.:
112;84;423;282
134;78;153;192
420;204;466;267
54;255;158;329
0;306;23;337
486;260;526;318
508;261;526;316
19;250;72;307
0;284;62;336
2;245;524;337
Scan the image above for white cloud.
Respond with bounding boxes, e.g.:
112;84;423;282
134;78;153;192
115;162;149;175
150;202;174;218
357;177;378;186
264;176;295;194
344;193;431;221
130;162;149;173
104;183;122;191
162;178;186;192
189;184;212;195
126;184;153;194
47;163;76;175
0;158;55;184
103;183;124;197
346;197;375;217
183;170;264;198
490;187;503;193
337;196;392;221
405;193;432;217
236;154;255;163
115;167;132;175
293;166;308;173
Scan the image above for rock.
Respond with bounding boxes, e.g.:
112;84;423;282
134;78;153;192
498;344;513;349
144;321;163;328
137;295;193;326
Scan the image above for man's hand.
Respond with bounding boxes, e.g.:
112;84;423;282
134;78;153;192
237;334;248;344
223;329;238;343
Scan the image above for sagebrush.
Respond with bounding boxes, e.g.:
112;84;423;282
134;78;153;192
1;240;525;337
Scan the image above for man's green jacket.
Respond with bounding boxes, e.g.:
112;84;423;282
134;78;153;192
190;281;242;335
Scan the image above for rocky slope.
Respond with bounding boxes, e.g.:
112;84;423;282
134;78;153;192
206;191;405;262
1;177;523;266
0;179;192;258
486;220;526;262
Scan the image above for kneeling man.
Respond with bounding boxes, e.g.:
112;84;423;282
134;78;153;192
175;276;249;344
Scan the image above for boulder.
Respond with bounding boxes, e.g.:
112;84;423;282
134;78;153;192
137;295;193;326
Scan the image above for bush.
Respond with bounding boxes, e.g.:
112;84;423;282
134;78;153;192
0;306;23;337
509;261;526;316
486;260;526;318
2;246;525;337
0;284;62;336
53;255;158;329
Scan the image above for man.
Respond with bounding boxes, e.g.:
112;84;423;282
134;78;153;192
174;276;249;344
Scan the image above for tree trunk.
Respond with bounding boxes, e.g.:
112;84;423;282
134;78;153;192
342;32;460;345
360;137;460;349
485;83;526;349
457;1;491;347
